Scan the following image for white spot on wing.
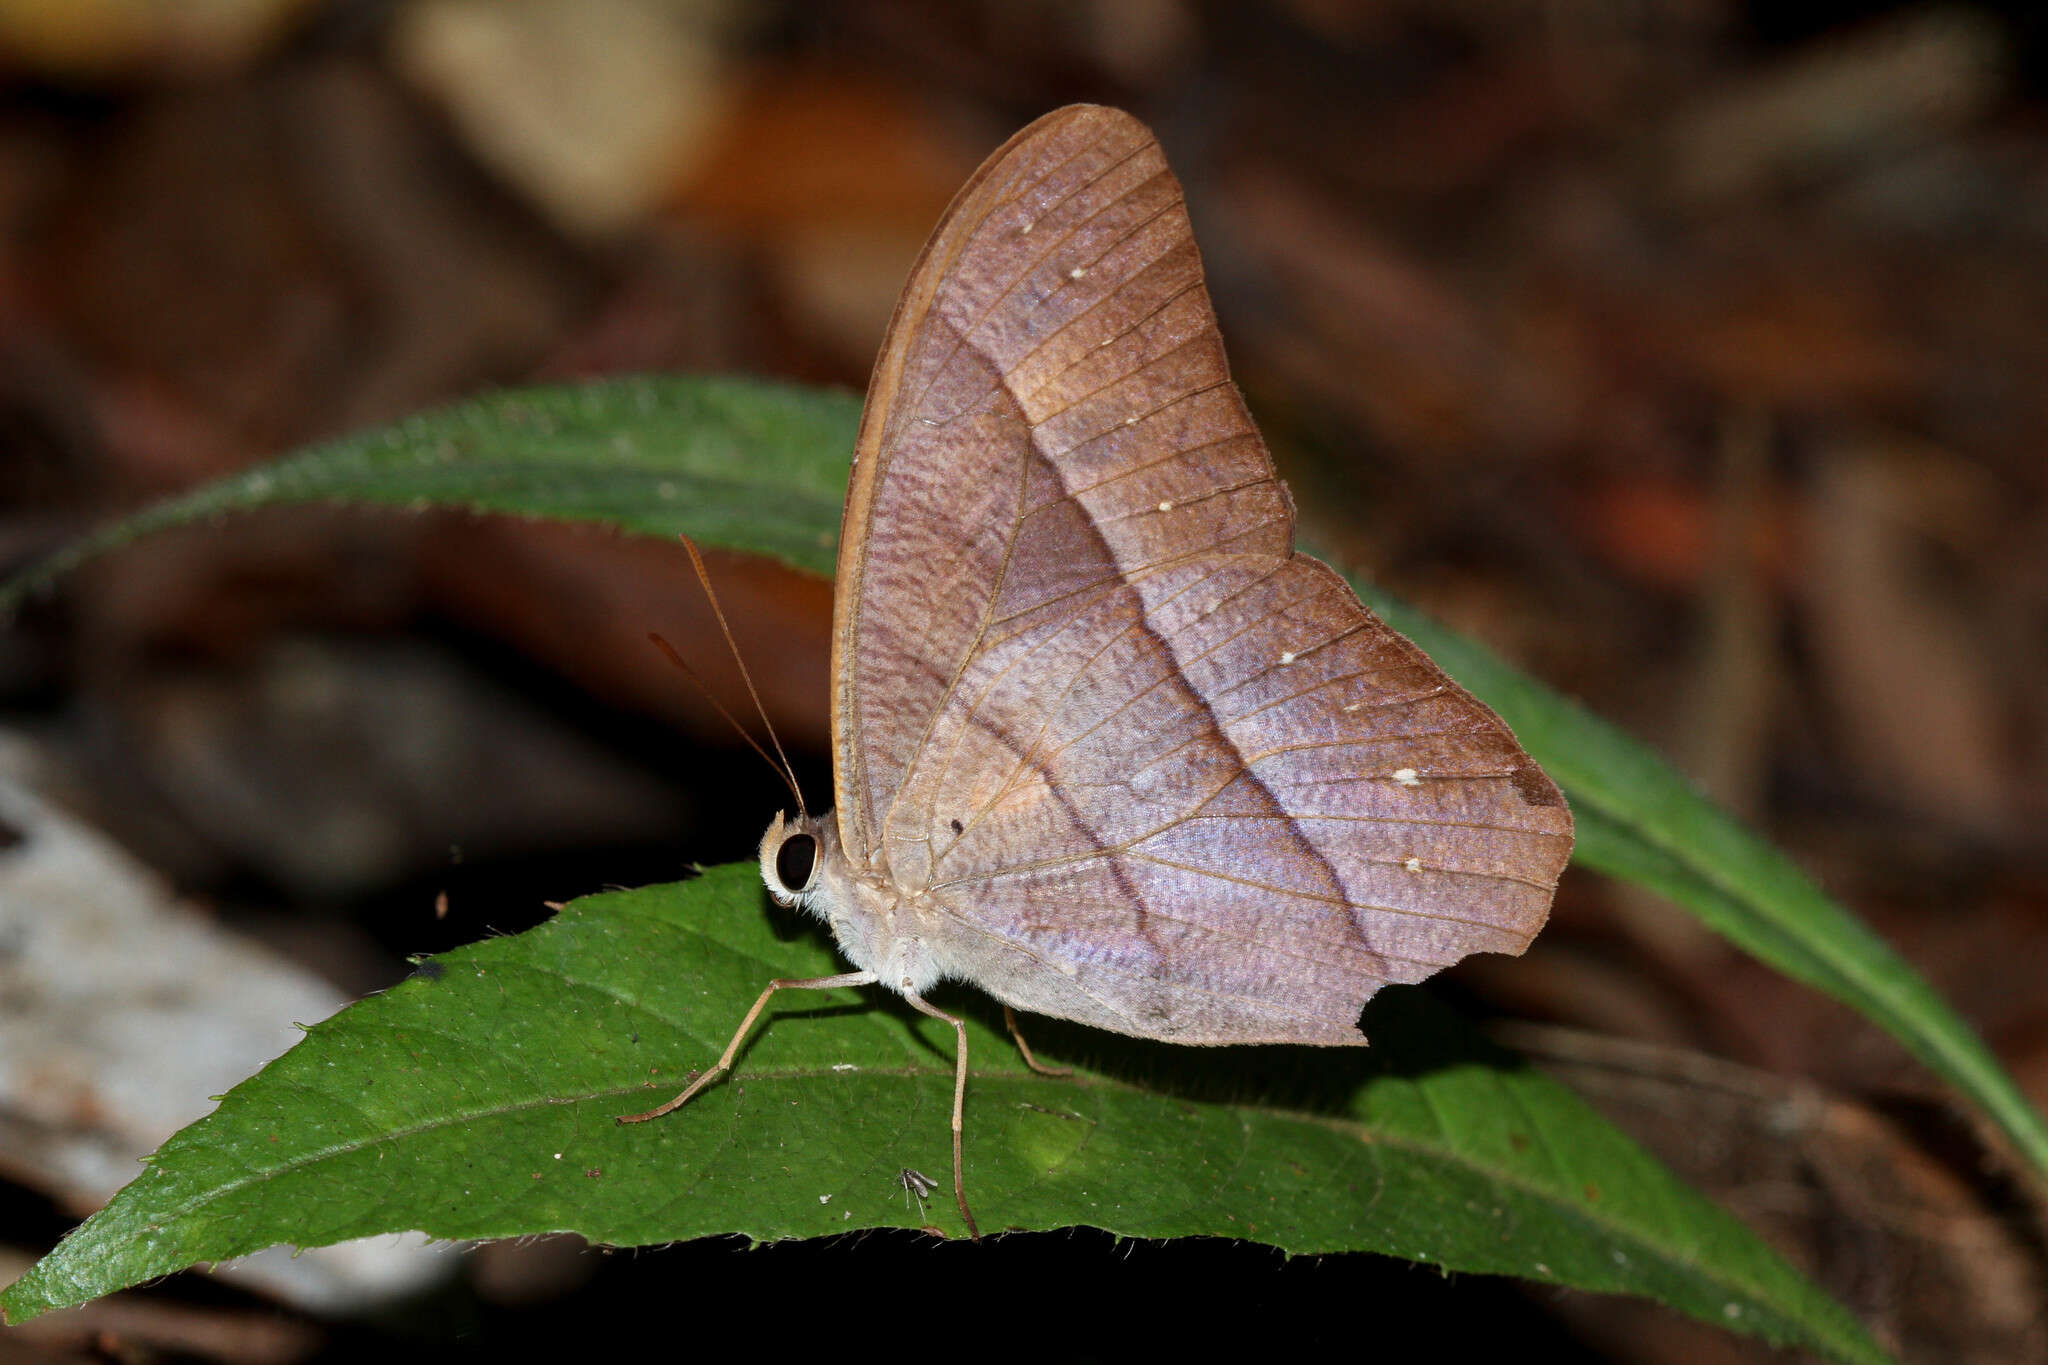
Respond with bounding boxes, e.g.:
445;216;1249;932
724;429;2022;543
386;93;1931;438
1392;767;1421;787
1403;856;1422;873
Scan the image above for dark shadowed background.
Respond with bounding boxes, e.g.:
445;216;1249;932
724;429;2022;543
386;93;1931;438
1;1;2045;1361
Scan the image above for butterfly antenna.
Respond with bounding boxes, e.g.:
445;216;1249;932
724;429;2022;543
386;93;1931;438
644;632;804;814
676;534;808;818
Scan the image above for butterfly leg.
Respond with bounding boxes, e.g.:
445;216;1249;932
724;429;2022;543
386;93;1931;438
615;970;878;1124
1002;1004;1072;1077
901;988;981;1241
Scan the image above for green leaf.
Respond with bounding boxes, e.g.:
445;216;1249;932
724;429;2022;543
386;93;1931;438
0;865;1890;1364
1350;584;2048;1185
0;375;858;613
4;374;2039;1187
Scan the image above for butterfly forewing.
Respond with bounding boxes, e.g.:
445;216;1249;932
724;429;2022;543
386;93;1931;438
831;106;1571;1044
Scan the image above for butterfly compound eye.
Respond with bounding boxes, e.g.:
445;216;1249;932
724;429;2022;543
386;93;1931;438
775;832;818;894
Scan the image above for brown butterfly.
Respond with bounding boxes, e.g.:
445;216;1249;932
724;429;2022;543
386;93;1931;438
620;105;1574;1238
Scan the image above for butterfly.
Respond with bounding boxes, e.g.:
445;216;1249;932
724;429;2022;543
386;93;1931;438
620;105;1574;1239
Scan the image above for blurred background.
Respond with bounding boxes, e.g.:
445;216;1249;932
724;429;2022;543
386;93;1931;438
0;1;2044;1360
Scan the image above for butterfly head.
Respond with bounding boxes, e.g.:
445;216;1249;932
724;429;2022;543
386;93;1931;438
759;809;827;909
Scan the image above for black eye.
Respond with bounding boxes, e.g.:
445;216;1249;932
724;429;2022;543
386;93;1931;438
776;833;817;892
